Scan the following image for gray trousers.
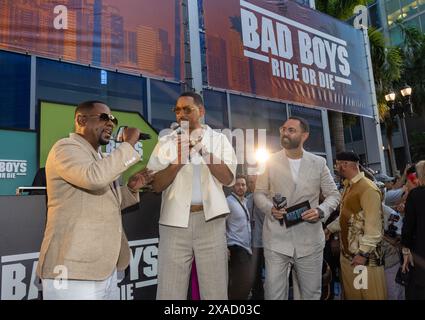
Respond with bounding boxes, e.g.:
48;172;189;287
156;211;228;300
264;248;323;300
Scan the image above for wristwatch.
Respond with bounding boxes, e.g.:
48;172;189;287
316;207;325;219
358;251;370;259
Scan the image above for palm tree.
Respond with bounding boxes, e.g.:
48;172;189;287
315;0;368;154
397;24;425;116
316;1;403;173
368;27;402;174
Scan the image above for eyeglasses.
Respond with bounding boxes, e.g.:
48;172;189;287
81;113;118;126
171;106;196;115
279;127;297;134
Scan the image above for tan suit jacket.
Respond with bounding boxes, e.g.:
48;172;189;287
37;133;140;280
254;150;340;258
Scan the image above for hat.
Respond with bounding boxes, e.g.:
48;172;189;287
336;151;360;163
375;173;395;183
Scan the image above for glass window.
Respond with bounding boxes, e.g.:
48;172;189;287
198;0;205;30
0;50;31;129
294;0;311;7
351;117;363;142
344;127;352;144
419;0;425;11
369;3;383;29
420;12;425;31
405;16;421;29
401;0;419;17
230;95;287;153
150;79;182;131
386;0;402;27
389;26;403;46
36;58;145;117
200;31;208;86
289;105;325;153
203;90;228;129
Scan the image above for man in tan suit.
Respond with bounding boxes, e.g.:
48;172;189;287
37;101;153;300
254;117;340;300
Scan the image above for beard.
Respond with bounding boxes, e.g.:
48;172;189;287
99;131;111;145
281;136;300;149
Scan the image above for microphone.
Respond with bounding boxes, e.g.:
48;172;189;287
170;122;182;134
115;126;151;142
272;193;287;226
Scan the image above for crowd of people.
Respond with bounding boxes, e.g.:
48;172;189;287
35;93;425;300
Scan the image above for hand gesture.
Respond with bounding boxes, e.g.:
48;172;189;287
127;168;154;191
302;208;320;222
123;127;141;146
271;206;286;221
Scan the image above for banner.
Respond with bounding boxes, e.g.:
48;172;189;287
0;192;161;300
39;101;158;182
0;129;37;195
0;0;183;81
204;0;374;117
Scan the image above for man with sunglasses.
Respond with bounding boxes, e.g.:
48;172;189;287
147;92;237;299
37;100;153;299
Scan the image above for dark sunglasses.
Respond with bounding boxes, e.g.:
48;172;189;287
81;113;118;126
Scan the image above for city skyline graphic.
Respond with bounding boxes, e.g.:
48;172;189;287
0;0;182;80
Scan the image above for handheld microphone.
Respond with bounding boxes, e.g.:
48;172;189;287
115;126;151;142
273;193;287;226
170;122;182;135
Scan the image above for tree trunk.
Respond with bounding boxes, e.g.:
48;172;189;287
329;111;345;154
386;132;399;176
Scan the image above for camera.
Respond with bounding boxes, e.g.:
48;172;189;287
385;223;398;238
388;213;400;223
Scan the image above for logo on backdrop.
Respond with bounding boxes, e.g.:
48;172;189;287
240;0;351;91
106;141;144;160
0;238;158;300
0;159;27;180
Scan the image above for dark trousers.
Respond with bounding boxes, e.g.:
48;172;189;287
228;245;254;300
406;267;425;300
251;247;265;300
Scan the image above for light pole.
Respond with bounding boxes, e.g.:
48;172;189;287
385;85;413;165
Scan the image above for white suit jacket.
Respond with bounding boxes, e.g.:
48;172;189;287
254;149;340;258
147;125;237;227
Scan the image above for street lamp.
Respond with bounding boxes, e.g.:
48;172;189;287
385;85;413;164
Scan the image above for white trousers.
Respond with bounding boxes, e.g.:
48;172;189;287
42;270;120;300
264;249;323;300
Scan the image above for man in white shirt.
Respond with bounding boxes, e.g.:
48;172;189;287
147;92;237;299
254;117;340;300
226;175;254;300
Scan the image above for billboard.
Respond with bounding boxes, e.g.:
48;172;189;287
204;0;374;117
0;129;37;195
0;0;183;81
39;101;158;182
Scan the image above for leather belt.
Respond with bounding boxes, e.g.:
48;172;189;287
190;204;203;212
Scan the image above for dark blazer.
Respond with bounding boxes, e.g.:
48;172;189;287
402;186;425;284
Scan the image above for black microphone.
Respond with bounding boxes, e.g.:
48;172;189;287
115;126;151;142
273;193;287;226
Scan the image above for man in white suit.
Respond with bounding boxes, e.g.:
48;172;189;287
254;116;340;300
147;92;237;300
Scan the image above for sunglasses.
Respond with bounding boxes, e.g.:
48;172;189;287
81;113;118;126
171;106;196;115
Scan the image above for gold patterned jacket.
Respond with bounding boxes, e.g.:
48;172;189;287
327;172;385;267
